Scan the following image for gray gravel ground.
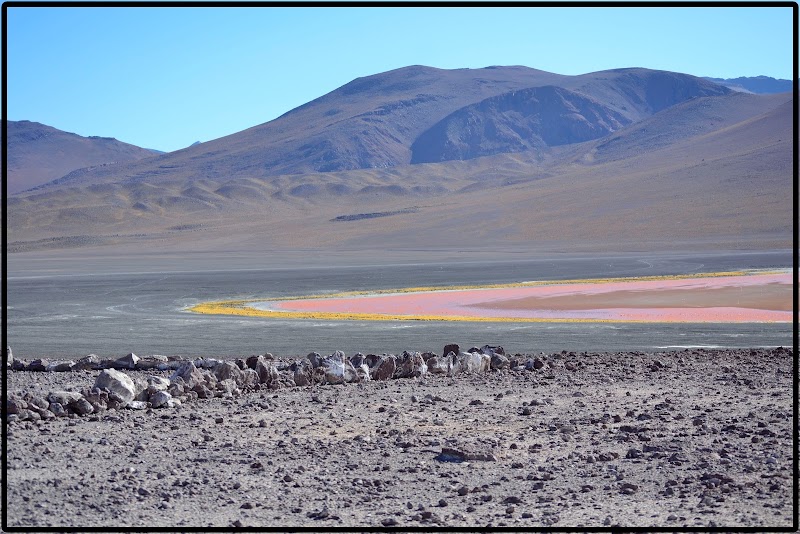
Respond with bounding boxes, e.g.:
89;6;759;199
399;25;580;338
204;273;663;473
3;347;794;529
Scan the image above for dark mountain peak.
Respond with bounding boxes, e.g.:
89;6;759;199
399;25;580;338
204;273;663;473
411;85;629;164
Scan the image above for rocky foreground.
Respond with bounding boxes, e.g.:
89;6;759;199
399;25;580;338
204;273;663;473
3;346;794;528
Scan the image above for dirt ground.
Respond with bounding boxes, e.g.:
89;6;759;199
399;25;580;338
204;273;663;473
3;347;795;529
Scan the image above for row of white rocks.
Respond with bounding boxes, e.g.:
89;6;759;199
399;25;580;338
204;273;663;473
7;345;526;422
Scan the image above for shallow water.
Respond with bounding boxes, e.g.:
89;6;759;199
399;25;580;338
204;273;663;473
6;250;793;358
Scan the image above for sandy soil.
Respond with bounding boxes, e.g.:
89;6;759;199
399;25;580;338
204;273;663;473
3;347;794;529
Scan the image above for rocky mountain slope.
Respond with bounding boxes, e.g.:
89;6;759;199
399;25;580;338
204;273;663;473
5;120;159;194
6;66;792;254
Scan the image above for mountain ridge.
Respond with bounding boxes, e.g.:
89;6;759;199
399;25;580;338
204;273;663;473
7;65;792;254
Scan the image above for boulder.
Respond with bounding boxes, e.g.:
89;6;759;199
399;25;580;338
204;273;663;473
454;351;490;374
11;358;26;371
421;351;437;362
213;360;244;386
46;360;75;372
481;345;505;356
156;360;185;371
6;396;26;415
318;353;359;384
127;401;149;410
443;344;460;359
49;402;67;417
146;376;171;391
350;353;366;368
27;395;50;411
490;352;510;370
307;352;323;368
6;346;12;368
246;355;261;370
169;361;207;391
255;358;279;386
240;368;260;389
82;388;110;412
289;359;314;387
136;354;169;370
95;369;137;405
367;354;396;381
72;397;95;416
426;355;452;375
194;358;222;369
48;391;83;406
27;359;49;372
73;354;102;370
394;351;427;379
355;363;371;381
149;390;173;409
112;353;140;370
128;376;148;401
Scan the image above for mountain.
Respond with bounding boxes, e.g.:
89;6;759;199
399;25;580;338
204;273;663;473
7;66;792;255
4;121;160;195
703;75;793;94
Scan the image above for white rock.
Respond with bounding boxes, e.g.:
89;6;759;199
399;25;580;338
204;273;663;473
149;390;173;409
94;369;137;404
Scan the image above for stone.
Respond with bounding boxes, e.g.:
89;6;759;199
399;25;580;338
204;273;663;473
48;391;84;406
46;360;75;372
170;361;207;391
214;360;244;386
27;359;49;372
318;353;359;384
146;376;171;391
288;359;313;386
490;352;510;370
240;368;260;389
72;397;95;416
367;354;396;381
454;351;490;374
6;346;13;368
306;352;323;368
482;345;505;356
193;358;222;369
150;390;173;409
6;396;26;414
442;344;460;359
132;376;150;401
95;369;137;405
354;363;371;381
127;401;149;410
11;358;26;371
26;395;49;412
136;354;169;370
156;360;184;371
72;354;100;371
350;353;366;368
426;355;452;375
255;358;280;386
394;351;428;379
49;402;67;417
436;446;497;462
113;353;140;370
245;355;261;370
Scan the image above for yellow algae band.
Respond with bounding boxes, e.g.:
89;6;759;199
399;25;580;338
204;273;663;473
187;269;786;324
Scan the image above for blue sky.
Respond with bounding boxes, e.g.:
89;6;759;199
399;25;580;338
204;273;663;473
6;5;795;153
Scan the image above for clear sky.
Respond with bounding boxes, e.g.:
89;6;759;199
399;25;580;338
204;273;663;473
6;5;796;153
